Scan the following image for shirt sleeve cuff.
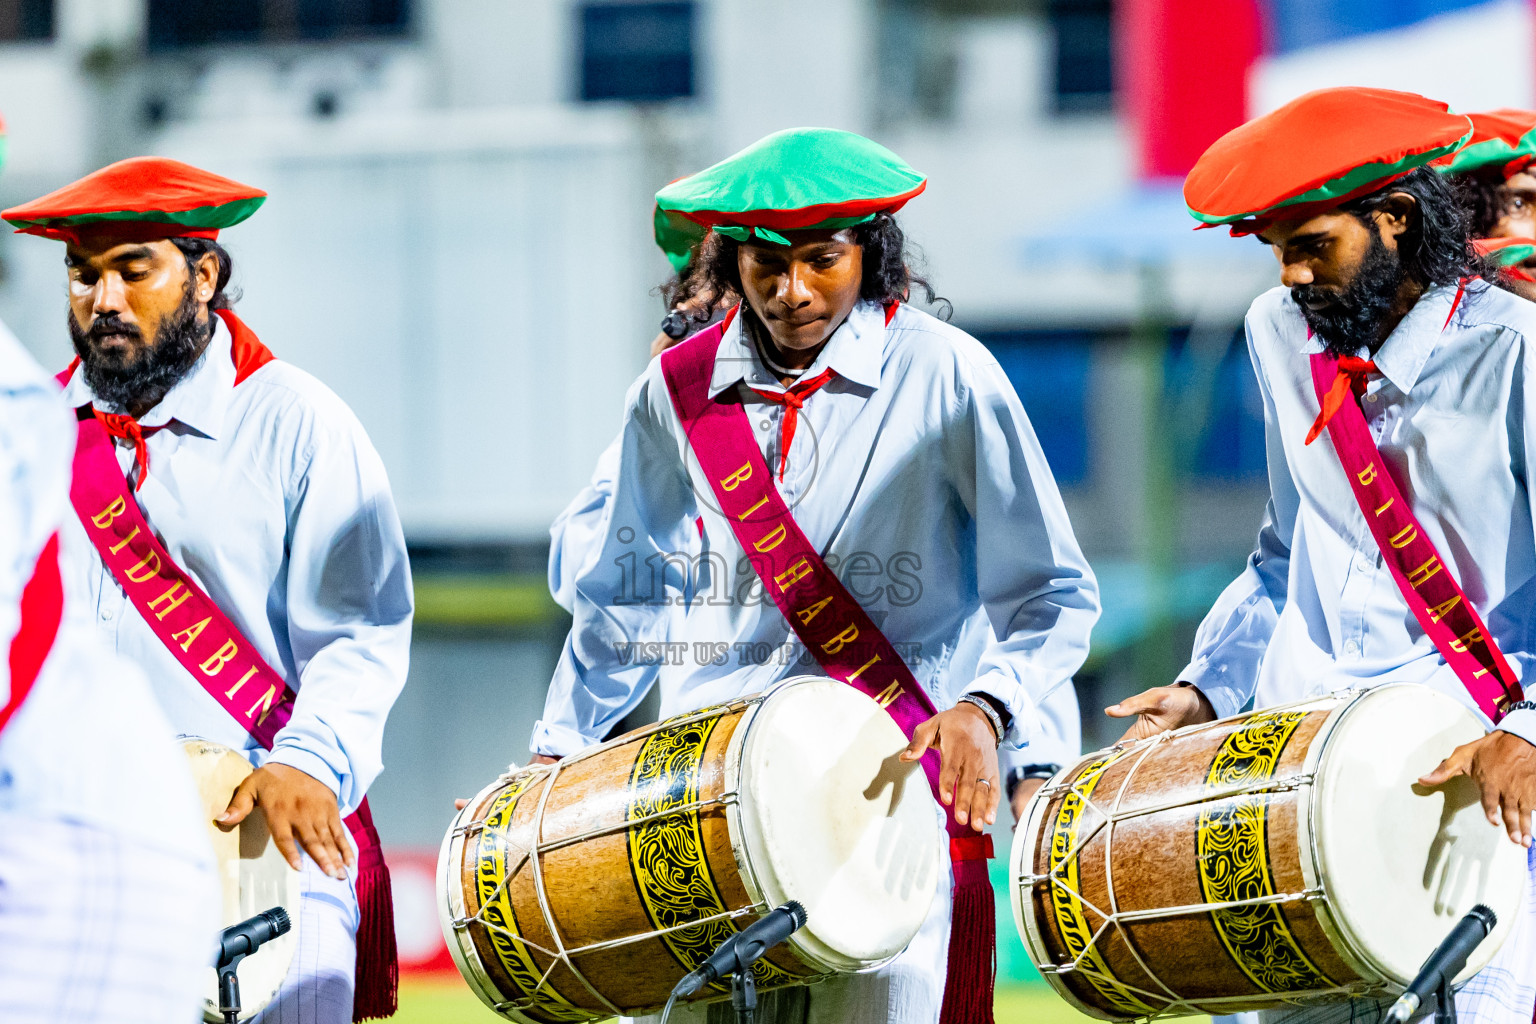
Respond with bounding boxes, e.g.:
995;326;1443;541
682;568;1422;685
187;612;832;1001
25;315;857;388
530;719;596;759
1176;656;1249;721
265;745;344;802
963;674;1033;747
1494;708;1536;749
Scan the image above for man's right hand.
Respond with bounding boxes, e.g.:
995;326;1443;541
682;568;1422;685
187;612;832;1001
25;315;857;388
1105;684;1217;745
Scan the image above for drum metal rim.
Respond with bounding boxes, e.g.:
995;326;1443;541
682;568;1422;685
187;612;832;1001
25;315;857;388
437;772;548;1024
1011;762;1124;1021
1305;682;1524;993
723;676;888;976
1296;687;1395;994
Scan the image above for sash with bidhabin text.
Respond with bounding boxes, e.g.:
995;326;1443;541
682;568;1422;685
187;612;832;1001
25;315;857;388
59;308;398;1021
1308;350;1523;722
660;305;996;1024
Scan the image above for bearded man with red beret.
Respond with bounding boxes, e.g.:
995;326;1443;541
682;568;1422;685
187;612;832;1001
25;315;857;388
1;158;414;1023
1111;87;1536;1024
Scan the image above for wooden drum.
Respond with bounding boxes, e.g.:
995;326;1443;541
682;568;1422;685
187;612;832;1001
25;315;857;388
439;677;943;1022
1011;683;1529;1020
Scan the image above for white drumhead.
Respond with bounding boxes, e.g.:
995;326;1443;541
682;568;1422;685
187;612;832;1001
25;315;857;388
184;739;302;1022
733;677;942;972
1312;685;1528;986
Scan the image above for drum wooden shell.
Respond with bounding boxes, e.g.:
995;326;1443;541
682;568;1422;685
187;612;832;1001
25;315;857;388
440;678;941;1023
1011;685;1528;1020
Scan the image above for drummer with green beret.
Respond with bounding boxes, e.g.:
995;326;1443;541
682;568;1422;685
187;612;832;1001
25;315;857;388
528;127;1100;1024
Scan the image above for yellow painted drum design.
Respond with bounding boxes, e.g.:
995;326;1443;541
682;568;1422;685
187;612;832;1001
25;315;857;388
438;677;944;1023
1011;684;1530;1020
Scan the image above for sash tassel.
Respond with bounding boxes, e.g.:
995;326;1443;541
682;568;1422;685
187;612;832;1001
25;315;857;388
347;801;399;1020
942;859;997;1024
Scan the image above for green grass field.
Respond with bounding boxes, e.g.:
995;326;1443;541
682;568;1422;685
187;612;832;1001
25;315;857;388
393;978;1167;1024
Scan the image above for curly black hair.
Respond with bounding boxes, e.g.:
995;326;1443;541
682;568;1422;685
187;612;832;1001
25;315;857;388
1452;165;1511;238
169;235;240;310
1341;166;1493;286
661;212;950;332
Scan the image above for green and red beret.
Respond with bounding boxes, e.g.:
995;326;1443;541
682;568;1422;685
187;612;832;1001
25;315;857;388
1475;235;1536;267
1185;87;1472;236
1434;109;1536;179
2;156;265;242
654;127;925;262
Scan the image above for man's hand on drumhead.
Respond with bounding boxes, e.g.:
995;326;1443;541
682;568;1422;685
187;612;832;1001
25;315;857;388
900;704;1001;832
1105;684;1216;745
1420;730;1536;848
217;763;356;880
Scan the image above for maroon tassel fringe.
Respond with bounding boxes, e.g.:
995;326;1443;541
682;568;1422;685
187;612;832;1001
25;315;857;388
347;799;399;1021
941;835;996;1024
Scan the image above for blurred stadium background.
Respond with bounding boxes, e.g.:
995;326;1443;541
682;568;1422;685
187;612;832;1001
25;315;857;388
1;0;1532;1017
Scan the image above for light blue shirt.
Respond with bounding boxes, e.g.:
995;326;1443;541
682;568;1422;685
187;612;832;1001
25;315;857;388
531;301;1099;756
1184;282;1536;747
58;319;414;815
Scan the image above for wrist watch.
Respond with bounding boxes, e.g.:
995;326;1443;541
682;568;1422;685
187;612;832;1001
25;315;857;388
1006;763;1061;803
956;693;1008;746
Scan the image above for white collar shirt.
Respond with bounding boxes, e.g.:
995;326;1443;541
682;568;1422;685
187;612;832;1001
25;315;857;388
58;317;414;814
531;301;1100;756
1183;282;1536;747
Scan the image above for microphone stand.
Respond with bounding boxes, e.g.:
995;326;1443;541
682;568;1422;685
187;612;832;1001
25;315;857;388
1435;977;1456;1024
729;965;756;1024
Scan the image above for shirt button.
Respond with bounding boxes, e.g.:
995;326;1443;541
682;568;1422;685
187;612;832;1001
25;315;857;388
100;607;113;621
1365;393;1378;403
1356;554;1374;572
1343;639;1360;656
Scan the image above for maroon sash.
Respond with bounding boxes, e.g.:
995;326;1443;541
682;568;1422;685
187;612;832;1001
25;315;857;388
59;310;397;1020
661;305;996;1024
1309;350;1523;721
2;533;63;737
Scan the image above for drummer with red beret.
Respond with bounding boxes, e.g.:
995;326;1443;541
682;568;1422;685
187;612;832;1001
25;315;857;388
1435;108;1536;301
1;158;414;1023
1110;87;1536;1024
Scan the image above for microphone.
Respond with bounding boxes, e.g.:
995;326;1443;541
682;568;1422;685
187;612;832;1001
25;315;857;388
1383;904;1497;1024
217;907;292;968
671;902;807;998
215;907;293;1024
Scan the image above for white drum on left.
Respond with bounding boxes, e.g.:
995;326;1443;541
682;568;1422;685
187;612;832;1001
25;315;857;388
183;739;302;1023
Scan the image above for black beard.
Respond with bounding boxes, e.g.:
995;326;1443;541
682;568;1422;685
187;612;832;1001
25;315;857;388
1292;231;1405;358
68;287;211;413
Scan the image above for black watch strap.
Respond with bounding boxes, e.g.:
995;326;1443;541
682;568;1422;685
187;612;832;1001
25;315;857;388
1005;763;1061;802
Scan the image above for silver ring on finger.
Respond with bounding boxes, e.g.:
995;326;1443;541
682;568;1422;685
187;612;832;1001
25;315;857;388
977;778;991;788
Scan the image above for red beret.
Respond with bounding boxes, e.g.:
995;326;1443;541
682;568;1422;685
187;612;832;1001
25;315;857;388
1435;109;1536;179
1185;87;1472;236
2;156;265;242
